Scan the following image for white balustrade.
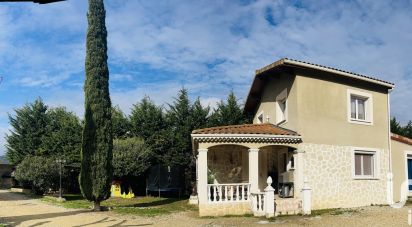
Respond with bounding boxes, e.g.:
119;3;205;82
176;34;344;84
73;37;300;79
207;183;250;203
250;192;265;216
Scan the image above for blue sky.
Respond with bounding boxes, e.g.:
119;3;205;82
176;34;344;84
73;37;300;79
1;0;412;155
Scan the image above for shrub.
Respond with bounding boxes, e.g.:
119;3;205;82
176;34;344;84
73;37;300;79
113;137;151;178
14;156;60;195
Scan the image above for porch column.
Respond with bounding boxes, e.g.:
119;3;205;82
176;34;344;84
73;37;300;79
249;148;260;193
198;148;208;205
295;149;305;198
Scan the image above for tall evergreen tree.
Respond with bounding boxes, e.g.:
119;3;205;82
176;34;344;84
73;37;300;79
5;98;49;164
191;98;210;130
391;117;403;135
165;89;192;167
112;106;131;139
130;97;165;140
209;91;249;126
403;121;412;138
41;107;82;164
80;0;113;211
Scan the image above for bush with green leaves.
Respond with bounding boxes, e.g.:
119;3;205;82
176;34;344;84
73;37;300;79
14;156;60;195
113;137;151;178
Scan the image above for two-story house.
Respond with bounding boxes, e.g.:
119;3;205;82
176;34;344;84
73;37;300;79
191;58;411;217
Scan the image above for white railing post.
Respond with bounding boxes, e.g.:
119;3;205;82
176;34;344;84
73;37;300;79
301;178;312;215
264;176;275;218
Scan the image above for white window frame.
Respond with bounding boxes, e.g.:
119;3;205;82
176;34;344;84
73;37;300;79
275;88;288;125
351;147;379;180
347;89;373;125
256;111;264;124
403;151;412;195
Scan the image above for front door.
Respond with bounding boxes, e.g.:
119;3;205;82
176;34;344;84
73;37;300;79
408;158;412;191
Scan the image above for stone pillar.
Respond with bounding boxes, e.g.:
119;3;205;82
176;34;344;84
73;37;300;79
249;148;259;193
295;149;305;198
198;148;208;205
301;178;312;215
264;176;275;218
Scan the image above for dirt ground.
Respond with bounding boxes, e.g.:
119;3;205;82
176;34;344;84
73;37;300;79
1;189;412;227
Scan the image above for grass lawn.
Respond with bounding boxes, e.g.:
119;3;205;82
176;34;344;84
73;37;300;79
41;194;197;217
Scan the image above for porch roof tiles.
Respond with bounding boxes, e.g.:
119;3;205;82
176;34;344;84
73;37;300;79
192;123;300;136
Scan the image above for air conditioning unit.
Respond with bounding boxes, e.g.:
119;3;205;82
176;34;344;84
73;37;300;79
279;171;294;183
278;171;294;198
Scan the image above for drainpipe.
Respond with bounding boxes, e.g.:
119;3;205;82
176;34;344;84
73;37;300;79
387;89;393;201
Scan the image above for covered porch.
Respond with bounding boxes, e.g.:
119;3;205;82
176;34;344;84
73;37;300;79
191;123;304;217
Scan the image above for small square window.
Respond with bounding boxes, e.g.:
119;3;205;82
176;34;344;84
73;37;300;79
347;89;373;125
353;150;376;179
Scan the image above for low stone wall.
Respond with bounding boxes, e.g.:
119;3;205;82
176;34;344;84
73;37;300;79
199;202;252;216
10;188;31;194
299;143;389;210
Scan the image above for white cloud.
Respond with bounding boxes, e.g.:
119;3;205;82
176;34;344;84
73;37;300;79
0;0;411;130
111;74;133;82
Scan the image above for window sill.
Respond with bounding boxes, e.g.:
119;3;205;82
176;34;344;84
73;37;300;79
353;176;379;180
349;119;373;126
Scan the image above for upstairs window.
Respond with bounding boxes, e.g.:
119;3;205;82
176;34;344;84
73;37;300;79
347;89;373;125
276;88;288;124
351;95;367;120
257;111;264;124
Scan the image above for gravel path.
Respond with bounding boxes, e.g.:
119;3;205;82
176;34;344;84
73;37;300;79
1;189;411;226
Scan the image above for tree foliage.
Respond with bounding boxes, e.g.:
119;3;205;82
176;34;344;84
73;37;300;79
112;137;151;178
14;156;60;195
6;98;49;164
80;0;113;211
41;107;82;163
112;106;132;139
391;117;412;139
209;91;249;126
130;97;165;140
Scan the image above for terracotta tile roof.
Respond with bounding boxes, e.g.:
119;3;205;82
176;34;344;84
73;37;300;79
192;123;300;136
391;133;412;146
256;58;394;87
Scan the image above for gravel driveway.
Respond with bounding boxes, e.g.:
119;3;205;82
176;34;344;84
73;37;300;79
1;189;411;226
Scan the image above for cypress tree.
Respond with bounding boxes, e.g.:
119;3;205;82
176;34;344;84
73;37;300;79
80;0;113;211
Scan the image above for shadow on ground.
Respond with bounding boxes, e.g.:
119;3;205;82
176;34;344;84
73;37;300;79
2;210;87;226
0;191;38;202
120;198;186;208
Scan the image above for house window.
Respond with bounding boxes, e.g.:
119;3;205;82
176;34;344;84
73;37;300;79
353;149;377;179
351;95;367;120
257;111;264;124
347;89;373;125
276;88;288;124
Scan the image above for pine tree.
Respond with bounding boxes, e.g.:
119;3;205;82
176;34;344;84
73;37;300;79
209;91;248;126
80;0;113;211
130;97;165;140
41;107;82;164
191;98;210;130
112;106;131;139
5;98;49;164
390;117;403;135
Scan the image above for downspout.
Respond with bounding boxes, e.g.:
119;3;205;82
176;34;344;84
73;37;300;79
387;89;393;201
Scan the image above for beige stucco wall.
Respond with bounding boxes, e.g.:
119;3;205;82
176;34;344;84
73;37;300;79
253;72;298;131
294;72;390;149
391;140;412;202
300;143;389;209
252;70;390;149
